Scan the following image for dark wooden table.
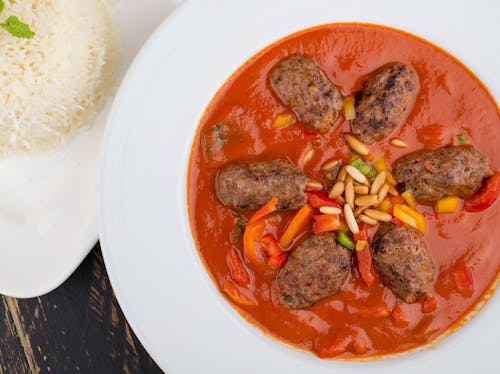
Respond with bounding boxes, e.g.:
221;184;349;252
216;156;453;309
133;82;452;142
0;244;163;374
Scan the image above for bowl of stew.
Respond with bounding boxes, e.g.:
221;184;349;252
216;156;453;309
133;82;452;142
99;0;500;372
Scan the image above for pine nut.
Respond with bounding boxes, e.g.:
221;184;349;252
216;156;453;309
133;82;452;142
343;96;356;120
300;149;315;168
354;206;368;217
354;185;369;195
323;170;334;180
328;181;345;199
376;183;390;206
355;194;378;207
370;170;387;195
305;180;323;190
359;214;378;226
345;180;355;208
336;166;347;182
322;159;340;171
344;134;370;156
345;165;369;185
344;204;359;234
364;209;392;222
319;206;342;215
390;138;408;148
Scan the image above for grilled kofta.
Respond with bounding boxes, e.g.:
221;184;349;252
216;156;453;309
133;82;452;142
216;159;308;211
278;233;352;309
352;63;419;144
372;224;434;303
269;55;344;134
393;145;490;205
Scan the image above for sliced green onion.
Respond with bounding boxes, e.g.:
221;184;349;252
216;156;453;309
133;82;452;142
457;133;469;144
337;230;355;250
349;158;377;178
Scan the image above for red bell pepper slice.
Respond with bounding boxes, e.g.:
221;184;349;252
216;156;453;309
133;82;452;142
227;247;250;287
453;265;475;297
267;252;288;268
313;214;341;234
353;223;377;287
306;191;342;209
391;304;409;327
391;216;405;227
248;196;279;224
303;129;316;137
422;294;438;313
464;173;500;212
258;234;282;257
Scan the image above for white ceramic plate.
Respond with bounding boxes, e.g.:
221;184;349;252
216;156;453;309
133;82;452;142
0;0;181;298
99;0;500;372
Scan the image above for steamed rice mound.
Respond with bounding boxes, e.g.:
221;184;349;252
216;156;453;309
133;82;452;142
0;0;116;158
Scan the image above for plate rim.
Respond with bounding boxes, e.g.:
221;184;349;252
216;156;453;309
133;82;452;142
98;0;500;371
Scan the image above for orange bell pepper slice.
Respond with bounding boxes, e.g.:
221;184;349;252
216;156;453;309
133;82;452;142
248;196;279;225
222;279;257;307
279;204;313;249
243;220;265;264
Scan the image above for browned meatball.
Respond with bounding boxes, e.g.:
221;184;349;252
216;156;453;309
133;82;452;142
371;224;434;303
393;145;490;205
352;63;419;144
278;233;352;309
269;55;344;134
216;159;308;211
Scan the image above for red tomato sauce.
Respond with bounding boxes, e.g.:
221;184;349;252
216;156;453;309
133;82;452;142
187;23;500;358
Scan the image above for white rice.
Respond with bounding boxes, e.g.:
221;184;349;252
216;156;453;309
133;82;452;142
0;0;117;158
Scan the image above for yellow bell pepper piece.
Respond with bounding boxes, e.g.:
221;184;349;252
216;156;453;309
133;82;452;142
379;197;392;213
400;204;426;234
373;157;387;172
436;197;459;214
373;156;397;185
393;205;417;228
402;190;417;209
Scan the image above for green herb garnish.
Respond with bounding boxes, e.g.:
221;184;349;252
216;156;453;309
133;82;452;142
1;16;35;39
0;1;5;14
349;158;377;178
337;230;355;250
457;133;469;145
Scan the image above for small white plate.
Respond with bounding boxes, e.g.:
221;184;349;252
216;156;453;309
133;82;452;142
0;0;181;298
99;0;500;372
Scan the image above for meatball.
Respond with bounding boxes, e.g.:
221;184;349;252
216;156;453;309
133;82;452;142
216;159;308;211
393;145;490;205
352;63;419;144
278;233;352;309
371;224;435;303
269;55;344;134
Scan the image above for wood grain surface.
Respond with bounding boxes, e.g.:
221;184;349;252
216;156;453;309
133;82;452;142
0;244;163;374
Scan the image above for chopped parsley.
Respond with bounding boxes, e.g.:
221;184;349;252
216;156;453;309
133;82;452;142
0;1;35;39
